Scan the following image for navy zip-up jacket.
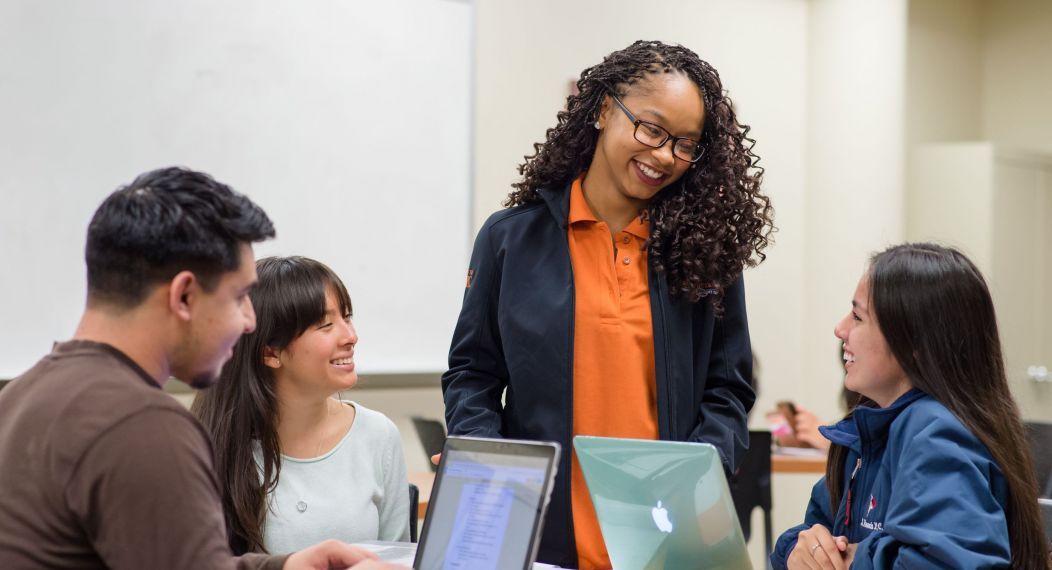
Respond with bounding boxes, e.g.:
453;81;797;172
441;183;755;568
772;389;1011;569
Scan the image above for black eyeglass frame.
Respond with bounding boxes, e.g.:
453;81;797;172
603;88;706;163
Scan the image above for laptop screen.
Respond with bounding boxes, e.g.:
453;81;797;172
415;439;558;570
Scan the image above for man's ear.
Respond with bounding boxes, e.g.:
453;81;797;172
263;346;281;369
167;271;197;322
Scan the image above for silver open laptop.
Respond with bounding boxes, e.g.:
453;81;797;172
359;436;561;569
574;436;752;570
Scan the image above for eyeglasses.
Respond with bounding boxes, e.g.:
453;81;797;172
606;90;705;163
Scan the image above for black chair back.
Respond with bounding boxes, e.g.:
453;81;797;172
1025;421;1052;499
408;483;420;543
411;416;447;473
1040;498;1052;552
730;430;773;563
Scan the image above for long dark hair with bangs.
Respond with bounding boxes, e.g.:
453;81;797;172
506;40;774;314
191;256;352;554
824;243;1048;568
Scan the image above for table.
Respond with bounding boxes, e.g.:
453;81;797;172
771;452;827;474
409;451;826;518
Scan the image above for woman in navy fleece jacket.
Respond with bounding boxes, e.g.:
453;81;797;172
773;243;1048;570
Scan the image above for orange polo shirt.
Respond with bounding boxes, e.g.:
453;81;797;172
567;176;659;570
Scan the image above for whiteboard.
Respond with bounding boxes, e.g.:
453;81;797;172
0;0;473;377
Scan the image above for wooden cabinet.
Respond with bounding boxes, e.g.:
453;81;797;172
908;142;1052;420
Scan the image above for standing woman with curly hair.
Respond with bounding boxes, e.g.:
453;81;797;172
442;40;774;569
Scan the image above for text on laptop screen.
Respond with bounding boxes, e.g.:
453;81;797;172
416;449;548;570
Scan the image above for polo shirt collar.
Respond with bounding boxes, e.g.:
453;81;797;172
622;211;649;240
568;175;650;238
568;176;597;224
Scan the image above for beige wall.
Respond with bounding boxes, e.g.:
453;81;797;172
907;0;1052;174
982;0;1052;154
802;0;907;421
907;0;1052;152
905;0;984;249
906;0;1052;420
906;0;983;145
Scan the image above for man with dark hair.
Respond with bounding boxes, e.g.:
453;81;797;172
0;167;403;569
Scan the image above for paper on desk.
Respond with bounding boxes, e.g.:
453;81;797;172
773;446;827;458
352;540;567;569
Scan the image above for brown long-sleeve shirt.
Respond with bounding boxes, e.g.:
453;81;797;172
0;340;288;570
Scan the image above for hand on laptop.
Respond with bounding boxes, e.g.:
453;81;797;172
284;539;409;570
431;453;441;466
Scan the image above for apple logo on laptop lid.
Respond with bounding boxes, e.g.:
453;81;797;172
651;500;674;533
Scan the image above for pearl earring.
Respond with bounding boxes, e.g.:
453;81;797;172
594;121;600;130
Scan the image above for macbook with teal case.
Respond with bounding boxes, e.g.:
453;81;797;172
574;436;752;570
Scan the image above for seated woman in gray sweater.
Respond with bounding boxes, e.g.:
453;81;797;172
193;256;410;554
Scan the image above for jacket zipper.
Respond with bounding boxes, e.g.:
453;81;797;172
565;231;576;435
657;274;674;437
563;230;577;552
844;457;862;529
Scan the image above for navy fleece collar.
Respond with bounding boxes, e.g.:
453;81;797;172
818;388;926;453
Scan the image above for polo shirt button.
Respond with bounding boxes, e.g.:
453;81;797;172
622;236;630;244
622;256;631;265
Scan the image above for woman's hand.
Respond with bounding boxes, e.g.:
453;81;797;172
430;453;441;466
793;406;831;451
786;524;849;570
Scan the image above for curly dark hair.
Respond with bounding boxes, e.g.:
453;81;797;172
506;40;774;314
